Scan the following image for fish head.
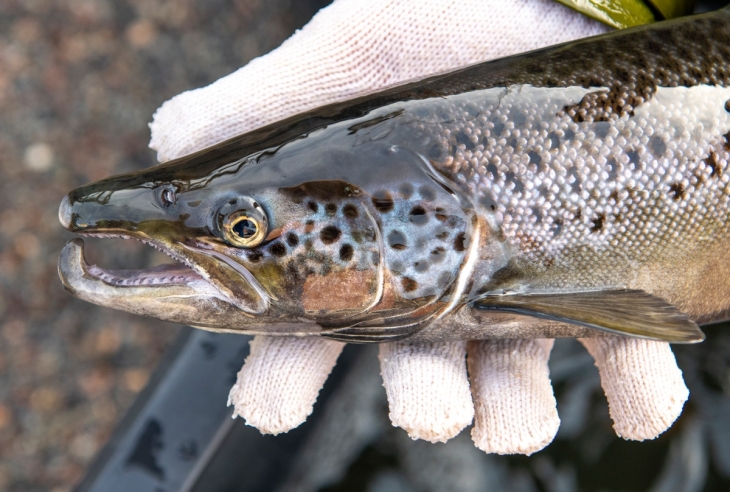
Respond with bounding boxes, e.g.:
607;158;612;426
58;129;479;338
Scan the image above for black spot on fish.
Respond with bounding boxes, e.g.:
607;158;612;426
513;111;526;125
609;190;619;202
435;213;448;222
704;152;722;177
591;214;605;233
436;230;449;241
447;216;463;228
478;193;497;211
593;121;610;138
455;132;475;150
414;261;429;273
304;221;315;233
563;128;575;140
669;182;685;201
247;251;263;263
650;136;667;157
430;247;446;263
532;207;543;224
370;250;379;265
286;233;299;247
453;232;467;252
419;187;436;202
492;122;505;137
725;100;730;113
486;163;498;180
552;218;563;237
388;230;407;250
528;151;542;169
320;226;341;244
512;179;524;193
548;132;560;149
399;183;414;199
269;242;286;257
509;137;518;149
229;198;238;205
428;144;444;161
339;244;354;262
372;191;394;213
401;277;418;292
307;201;318;213
325;203;337;215
187;200;201;207
409;206;428;225
342;204;358;219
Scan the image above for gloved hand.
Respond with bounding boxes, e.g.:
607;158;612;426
149;0;690;454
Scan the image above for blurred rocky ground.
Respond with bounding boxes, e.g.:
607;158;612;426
2;1;730;492
0;1;327;490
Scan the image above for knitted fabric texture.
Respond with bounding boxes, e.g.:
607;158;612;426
580;337;688;440
228;336;344;434
379;341;474;443
468;339;560;455
149;0;608;162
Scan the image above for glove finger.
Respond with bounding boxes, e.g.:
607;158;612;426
468;339;559;455
379;340;473;443
228;335;344;434
150;0;609;162
579;337;688;441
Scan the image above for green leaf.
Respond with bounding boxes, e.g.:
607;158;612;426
646;0;695;19
555;0;655;28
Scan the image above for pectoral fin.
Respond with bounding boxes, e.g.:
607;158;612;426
473;289;704;343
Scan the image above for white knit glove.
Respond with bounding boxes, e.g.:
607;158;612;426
150;0;689;454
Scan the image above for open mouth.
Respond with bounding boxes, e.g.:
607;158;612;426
72;232;204;287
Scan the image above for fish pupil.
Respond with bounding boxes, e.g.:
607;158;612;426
233;219;257;238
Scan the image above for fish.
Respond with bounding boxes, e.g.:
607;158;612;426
58;8;730;344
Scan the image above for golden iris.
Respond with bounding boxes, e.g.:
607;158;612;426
223;212;266;247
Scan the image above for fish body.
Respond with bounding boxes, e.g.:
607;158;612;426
59;8;730;343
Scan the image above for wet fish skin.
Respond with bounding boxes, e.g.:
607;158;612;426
58;8;730;343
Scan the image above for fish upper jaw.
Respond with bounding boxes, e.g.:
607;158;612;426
59;195;73;229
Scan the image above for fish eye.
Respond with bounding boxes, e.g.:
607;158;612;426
222;211;267;248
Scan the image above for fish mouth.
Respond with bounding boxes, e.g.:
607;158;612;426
59;229;269;320
70;232;205;287
58;237;325;335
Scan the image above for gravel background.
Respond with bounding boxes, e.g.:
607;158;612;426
3;2;730;491
0;1;327;490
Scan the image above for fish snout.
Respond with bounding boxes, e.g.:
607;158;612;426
58;195;73;230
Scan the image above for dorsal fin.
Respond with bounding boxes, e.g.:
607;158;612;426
473;289;704;343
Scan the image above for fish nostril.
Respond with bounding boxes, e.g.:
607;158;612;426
58;195;73;229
